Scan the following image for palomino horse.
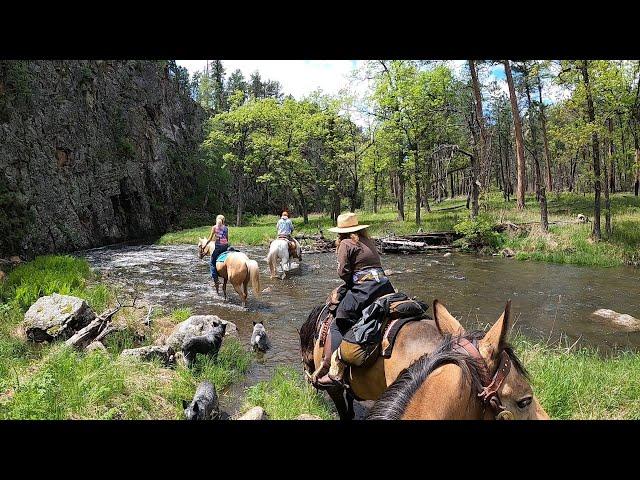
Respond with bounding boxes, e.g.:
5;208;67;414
300;300;546;419
366;300;549;419
197;238;261;308
266;238;302;279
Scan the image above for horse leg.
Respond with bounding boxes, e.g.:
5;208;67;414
280;253;288;280
222;278;228;301
232;280;246;307
327;387;351;420
345;389;355;420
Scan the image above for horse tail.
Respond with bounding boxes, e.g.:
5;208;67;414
266;245;277;276
247;259;261;297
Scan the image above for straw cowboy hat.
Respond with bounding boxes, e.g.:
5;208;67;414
328;212;369;233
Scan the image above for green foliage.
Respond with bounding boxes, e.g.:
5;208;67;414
170;307;192;323
243;366;334;419
454;215;503;252
0;255;111;312
515;336;640;419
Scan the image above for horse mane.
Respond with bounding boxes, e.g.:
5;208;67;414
299;304;325;372
366;330;528;420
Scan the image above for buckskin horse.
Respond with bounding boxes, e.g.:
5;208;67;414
266;237;302;280
197;238;261;308
299;299;548;420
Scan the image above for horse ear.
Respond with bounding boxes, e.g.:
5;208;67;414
479;300;511;361
253;321;256;326
182;400;190;409
433;300;464;336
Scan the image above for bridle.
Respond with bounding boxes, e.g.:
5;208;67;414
453;337;513;420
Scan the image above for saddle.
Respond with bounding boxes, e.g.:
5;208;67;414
215;248;237;264
315;292;430;369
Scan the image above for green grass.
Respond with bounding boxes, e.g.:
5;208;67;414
516;337;640;419
170;307;192;323
0;337;252;420
0;255;111;312
0;255;253;420
242;366;335;419
157;192;640;267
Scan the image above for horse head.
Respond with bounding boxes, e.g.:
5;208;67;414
197;238;208;259
433;299;550;420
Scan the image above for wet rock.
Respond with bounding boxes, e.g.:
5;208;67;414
592;309;640;331
120;345;176;366
237;406;267;420
443;252;452;258
501;248;515;258
295;414;322;420
165;315;237;350
23;293;96;342
86;341;107;353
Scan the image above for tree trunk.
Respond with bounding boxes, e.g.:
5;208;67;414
468;60;483;218
537;74;553;192
523;68;549;232
236;175;244;226
605;117;614;235
414;147;421;226
503;60;527;210
581;60;601;240
373;171;379;213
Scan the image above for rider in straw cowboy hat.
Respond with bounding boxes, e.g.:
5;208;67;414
312;212;395;387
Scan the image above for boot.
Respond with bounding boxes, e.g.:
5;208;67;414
328;350;346;384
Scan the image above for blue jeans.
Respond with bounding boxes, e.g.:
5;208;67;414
210;244;229;281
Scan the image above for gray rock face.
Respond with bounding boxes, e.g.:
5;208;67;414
165;315;238;351
592;309;640;331
23;293;96;342
237;406;267;420
0;60;205;257
120;345;175;366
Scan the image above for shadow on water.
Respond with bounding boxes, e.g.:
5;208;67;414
79;242;640;415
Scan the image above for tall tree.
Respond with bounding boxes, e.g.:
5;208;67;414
504;60;527;210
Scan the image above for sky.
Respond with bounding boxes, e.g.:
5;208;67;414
176;60;571;117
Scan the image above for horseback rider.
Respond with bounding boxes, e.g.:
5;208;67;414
276;211;294;240
205;214;229;288
277;210;301;257
312;212;395;387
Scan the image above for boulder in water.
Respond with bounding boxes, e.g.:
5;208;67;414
23;293;96;342
165;315;237;350
592;309;640;331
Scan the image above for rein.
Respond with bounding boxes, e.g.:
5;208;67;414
453;338;513;420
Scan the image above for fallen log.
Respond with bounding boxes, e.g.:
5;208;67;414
65;306;120;350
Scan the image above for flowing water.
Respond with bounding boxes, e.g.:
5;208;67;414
80;243;640;415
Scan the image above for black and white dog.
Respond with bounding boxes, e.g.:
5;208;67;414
183;381;219;420
250;321;270;352
181;322;227;368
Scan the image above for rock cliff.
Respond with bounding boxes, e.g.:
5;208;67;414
0;60;205;256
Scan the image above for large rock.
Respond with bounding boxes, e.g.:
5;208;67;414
165;315;238;351
23;293;96;342
592;309;640;331
237;406;267;420
120;345;175;366
295;414;322;420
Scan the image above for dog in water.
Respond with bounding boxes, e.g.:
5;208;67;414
183;381;219;420
181;322;227;368
250;321;270;352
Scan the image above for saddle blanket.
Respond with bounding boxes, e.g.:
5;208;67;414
216;251;233;263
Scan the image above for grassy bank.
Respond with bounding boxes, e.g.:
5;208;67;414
159;192;640;267
242;366;334;420
240;340;640;420
515;337;640;420
0;255;252;419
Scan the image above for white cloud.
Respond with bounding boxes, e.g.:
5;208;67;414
176;60;362;100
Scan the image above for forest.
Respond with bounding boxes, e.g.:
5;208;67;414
172;60;640;244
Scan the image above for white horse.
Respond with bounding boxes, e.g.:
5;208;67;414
266;238;302;279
